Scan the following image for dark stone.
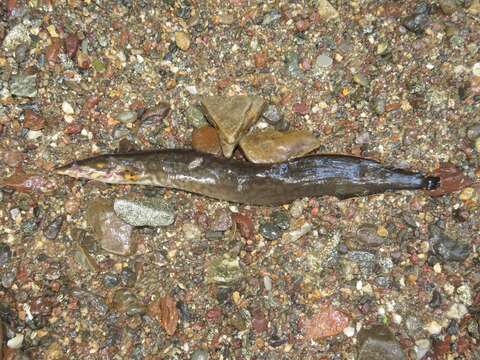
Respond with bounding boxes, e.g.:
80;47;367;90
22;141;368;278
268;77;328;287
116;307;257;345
0;242;12;266
431;231;470;262
429;289;442;308
358;325;406;360
43;215;64;240
271;211;289;230
103;273;120;288
447;320;459;335
259;223;282;241
262;105;283;124
356;224;384;247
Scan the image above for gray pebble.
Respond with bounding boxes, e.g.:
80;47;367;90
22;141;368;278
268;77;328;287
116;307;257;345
186;106;207;128
262;105;283;124
10;74;37;98
191;349;209;360
115;110;137;124
113;197;175;227
259;223;282;241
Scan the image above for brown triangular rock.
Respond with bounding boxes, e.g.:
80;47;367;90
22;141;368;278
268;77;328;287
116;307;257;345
201;96;266;157
239;129;321;163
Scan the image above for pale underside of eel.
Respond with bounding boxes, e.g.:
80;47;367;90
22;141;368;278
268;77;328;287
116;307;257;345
55;149;440;206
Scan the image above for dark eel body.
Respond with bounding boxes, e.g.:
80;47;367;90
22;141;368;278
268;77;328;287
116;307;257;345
56;149;439;205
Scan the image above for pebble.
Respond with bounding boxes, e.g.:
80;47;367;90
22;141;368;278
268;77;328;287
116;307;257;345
271;211;289;230
191;349;209;360
112;289;146;316
182;223;202;241
3;23;31;51
263;275;272;291
285;52;301;77
456;284;472;305
239;129;320;163
73;243;99;272
473;62;480;77
15;43;28;63
191;126;222;157
431;230;470;262
262;105;283;125
201;96;266;157
262;10;281;26
175;31;191;51
282;222;312;242
23;110;45;130
7;333;24;349
103;273;120;288
357;325;406;360
353;73;370;87
446;303;468;320
210;208;232;232
206;255;243;285
343;326;355;337
314;54;333;69
475;138;480;153
317;0;339;20
403;11;429;33
186;106;207;128
425;321;442;335
115;110;137;124
414;339;431;360
62;101;75;115
113;197;175;227
429;289;442;308
259;223;282;241
43;215;64;240
289;199;306;218
0;242;12;266
86;199;135;256
10;74;37;98
303;306;348;339
356;224;385;247
439;0;457;15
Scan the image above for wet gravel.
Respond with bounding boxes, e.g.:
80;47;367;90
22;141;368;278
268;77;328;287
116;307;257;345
0;0;480;359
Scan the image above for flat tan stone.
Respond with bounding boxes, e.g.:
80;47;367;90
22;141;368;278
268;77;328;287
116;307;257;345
201;96;266;157
239;129;321;163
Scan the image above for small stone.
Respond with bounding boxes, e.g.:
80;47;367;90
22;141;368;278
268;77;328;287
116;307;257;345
73;243;99;272
182;223;202;241
356;224;384;247
259;223;282;241
271;211;289;230
14;43;28;63
191;349;209;360
65;33;80;59
26;129;43;140
414;339;431;360
439;0;457;15
303;306;348;339
425;321;442;335
206;255;243;285
148;296;179;336
186;106;207;128
201;96;266;157
7;333;24;349
358;325;406;360
113;289;145;316
231;213;255;239
289;199;306;218
86;199;135;256
191;126;222;156
10;74;37;98
3;150;24;167
317;0;339;20
446;303;468;320
403;12;429;33
473;63;480;77
475;138;480;153
43;215;64;240
175;31;191;51
62;101;75;115
210;208;232;232
429;289;442;308
23;110;45;130
239;129;320;163
262;105;283;124
263;275;272;291
353;73;370;87
115;110;137;124
3;23;31;51
459;187;475;200
315;54;333;68
113;197;175;227
282;222;312;242
431;230;470;262
344;326;355;337
0;242;12;266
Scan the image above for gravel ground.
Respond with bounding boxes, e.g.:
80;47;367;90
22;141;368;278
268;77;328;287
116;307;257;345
0;0;479;359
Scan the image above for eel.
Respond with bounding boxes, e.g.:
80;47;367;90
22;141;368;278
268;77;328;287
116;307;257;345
55;149;440;205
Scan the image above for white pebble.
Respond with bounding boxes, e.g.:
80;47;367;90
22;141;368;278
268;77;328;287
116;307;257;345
392;313;402;325
263;275;272;292
7;334;24;349
473;62;480;77
26;129;42;140
185;85;197;95
343;326;355;337
446;303;468;320
425;320;442;335
62;101;75;114
433;263;442;273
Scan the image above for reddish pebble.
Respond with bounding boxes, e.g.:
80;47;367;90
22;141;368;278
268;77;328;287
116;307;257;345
65;33;80;59
191;126;222;157
429;163;473;197
3;150;24;167
84;95;100;110
206;307;222;320
45;38;62;64
23;109;45;130
300;57;312;71
295;19;310;32
232;213;255;240
251;309;268;333
293;102;309;115
64;123;82;135
303;306;349;339
253;52;268;68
